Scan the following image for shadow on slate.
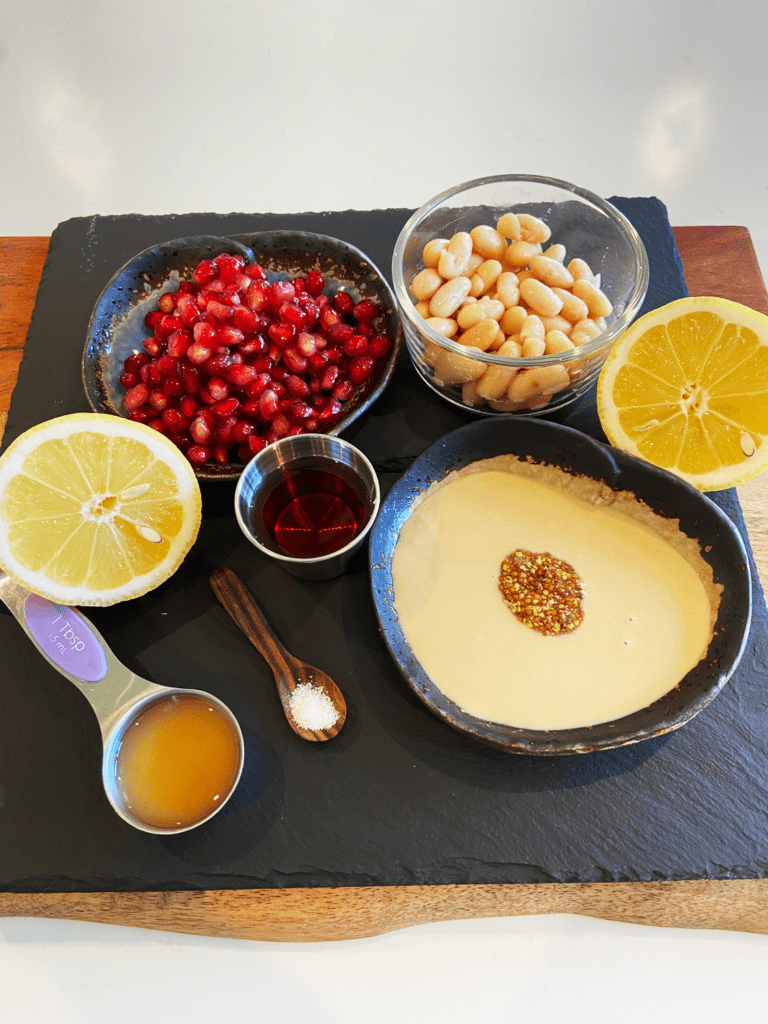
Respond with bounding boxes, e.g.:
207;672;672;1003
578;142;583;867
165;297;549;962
2;200;768;893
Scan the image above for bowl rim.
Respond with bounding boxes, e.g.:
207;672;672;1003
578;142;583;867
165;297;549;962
369;417;752;756
391;173;650;368
82;230;403;483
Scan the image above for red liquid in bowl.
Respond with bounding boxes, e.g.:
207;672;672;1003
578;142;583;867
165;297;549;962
261;468;367;559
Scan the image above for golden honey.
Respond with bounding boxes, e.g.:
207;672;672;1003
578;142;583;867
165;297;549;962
115;694;241;830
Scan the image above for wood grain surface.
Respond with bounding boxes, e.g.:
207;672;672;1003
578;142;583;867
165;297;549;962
1;226;768;940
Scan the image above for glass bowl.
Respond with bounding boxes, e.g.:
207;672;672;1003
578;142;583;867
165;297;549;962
392;174;649;417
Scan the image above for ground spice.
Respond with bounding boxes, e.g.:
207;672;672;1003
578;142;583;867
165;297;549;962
288;682;339;731
499;549;585;636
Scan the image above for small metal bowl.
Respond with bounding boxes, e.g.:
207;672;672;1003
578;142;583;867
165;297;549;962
83;231;402;483
235;433;380;581
370;418;752;755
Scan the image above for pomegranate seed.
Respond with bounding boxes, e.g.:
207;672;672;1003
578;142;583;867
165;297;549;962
267;343;283;362
166;330;191;358
157;354;180;375
296;331;318;357
148;418;167;435
180;395;198;418
268;321;296;347
161;408;191;433
176;294;200;327
212;443;231;465
201;353;232;376
217;325;244;347
231;420;254;443
250;355;273;374
356;322;374;338
324;346;343;364
246;373;273;399
228;364;258;387
232;306;259;333
317;398;343;423
127;407;154;423
192;260;218;286
353;299;379;324
288;400;312;422
349;354;375;385
271;414;291;439
308;377;322;395
299;298;320;325
158;314;183;337
215;253;245;284
149;389;171;412
308;351;329;374
280;302;306;329
144;310;163;331
163;376;185;397
293;276;306;294
305;416;319;432
124;383;150;410
207;376;230;401
244;262;268;280
169;433;192;453
187;444;213;465
320;306;340;330
119;371;140;389
189;415;214;444
269;281;295;308
344;334;369;356
333;291;355;316
158;292;176;314
125;352;151;373
181;363;201;393
247;435;268;455
210;396;240;419
237;443;253;463
259;389;279;420
140;362;163;387
193;321;217;345
321;365;340;391
199;384;216;404
283;347;308;375
187;341;213;365
326;322;354;343
333;378;354;402
369;333;393;358
246;281;269;311
208;300;233;323
305;270;325;296
241;399;262;418
142;336;164;358
285;374;310;399
240;335;268;357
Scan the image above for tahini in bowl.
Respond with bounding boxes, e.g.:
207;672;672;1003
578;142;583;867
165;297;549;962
370;418;751;756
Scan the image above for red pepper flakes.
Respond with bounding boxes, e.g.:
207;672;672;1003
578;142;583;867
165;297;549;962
499;549;585;636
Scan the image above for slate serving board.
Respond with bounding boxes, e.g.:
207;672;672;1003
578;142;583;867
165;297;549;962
2;201;767;893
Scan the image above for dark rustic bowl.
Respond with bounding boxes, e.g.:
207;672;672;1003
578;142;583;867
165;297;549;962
370;418;752;755
83;231;402;482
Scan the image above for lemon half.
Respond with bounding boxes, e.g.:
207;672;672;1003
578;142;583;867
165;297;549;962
597;296;768;491
0;413;202;605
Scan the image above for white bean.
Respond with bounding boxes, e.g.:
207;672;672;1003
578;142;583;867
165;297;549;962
429;276;472;317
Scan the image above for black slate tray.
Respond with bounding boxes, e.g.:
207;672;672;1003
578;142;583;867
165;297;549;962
2;201;768;893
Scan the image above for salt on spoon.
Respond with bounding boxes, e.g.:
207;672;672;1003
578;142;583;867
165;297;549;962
209;567;346;741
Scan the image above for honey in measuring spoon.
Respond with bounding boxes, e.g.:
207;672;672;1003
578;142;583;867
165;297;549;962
115;693;241;831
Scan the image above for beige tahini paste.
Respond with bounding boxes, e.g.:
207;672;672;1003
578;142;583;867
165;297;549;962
390;456;720;731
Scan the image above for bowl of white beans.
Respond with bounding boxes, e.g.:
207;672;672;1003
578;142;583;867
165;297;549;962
392;175;649;416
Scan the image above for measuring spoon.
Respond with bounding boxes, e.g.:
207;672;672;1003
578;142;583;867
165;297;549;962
0;572;244;834
210;567;346;742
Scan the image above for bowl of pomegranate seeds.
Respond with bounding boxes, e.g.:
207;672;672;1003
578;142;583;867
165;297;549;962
83;231;402;481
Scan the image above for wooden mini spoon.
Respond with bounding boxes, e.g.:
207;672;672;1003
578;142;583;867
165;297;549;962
209;567;346;742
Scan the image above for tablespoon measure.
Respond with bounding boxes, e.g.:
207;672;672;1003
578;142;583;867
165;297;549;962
209;567;346;741
0;572;244;834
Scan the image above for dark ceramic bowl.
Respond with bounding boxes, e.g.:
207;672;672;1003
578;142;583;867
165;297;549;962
83;232;402;482
370;418;752;755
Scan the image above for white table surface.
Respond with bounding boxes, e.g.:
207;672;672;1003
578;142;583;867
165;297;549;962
2;1;768;1018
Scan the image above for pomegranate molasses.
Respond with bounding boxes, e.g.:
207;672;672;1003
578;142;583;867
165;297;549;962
261;467;367;558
